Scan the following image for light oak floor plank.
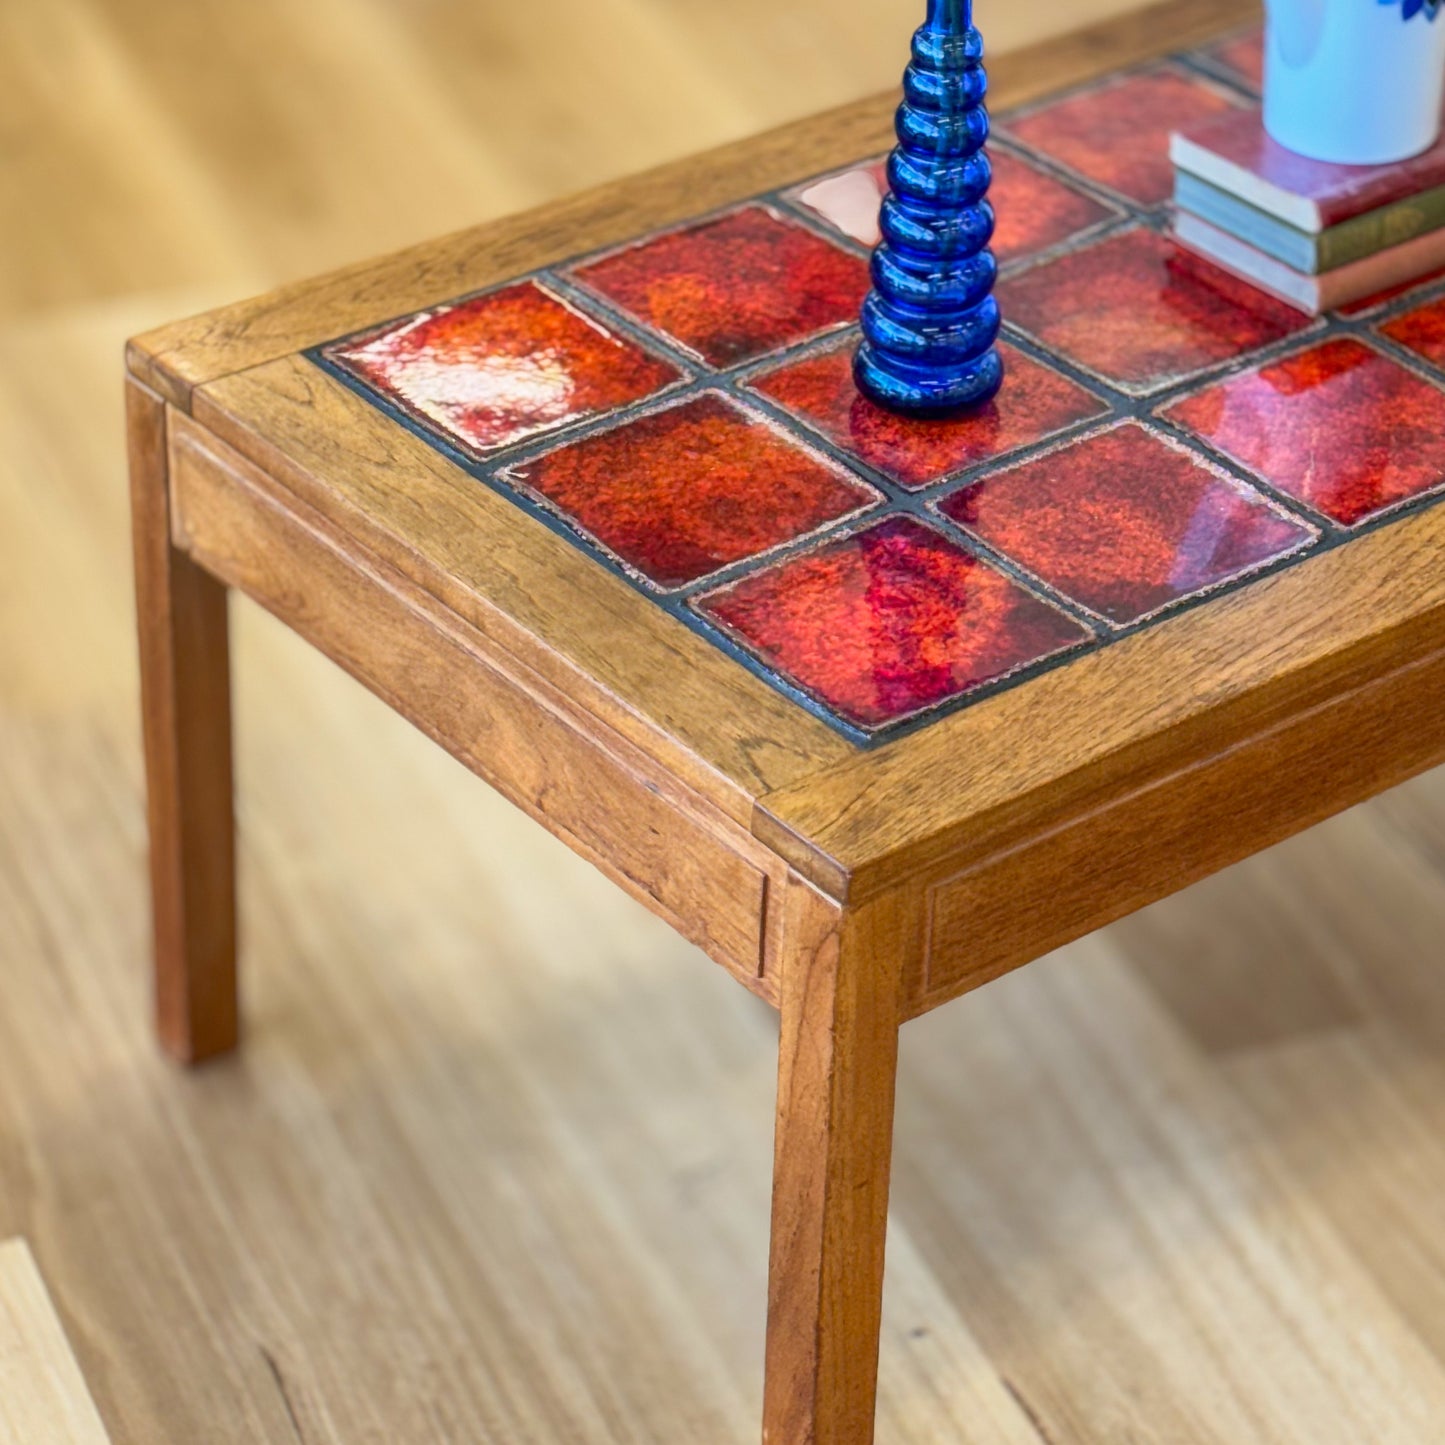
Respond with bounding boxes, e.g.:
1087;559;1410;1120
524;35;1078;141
0;1239;113;1445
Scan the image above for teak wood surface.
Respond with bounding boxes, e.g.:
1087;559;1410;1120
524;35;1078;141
122;0;1445;1441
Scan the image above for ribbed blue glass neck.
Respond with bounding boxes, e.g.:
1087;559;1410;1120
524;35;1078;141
923;0;970;33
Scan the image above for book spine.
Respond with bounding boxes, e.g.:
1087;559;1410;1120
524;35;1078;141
1175;170;1445;272
1174;173;1319;270
1168;132;1319;230
1319;188;1445;268
1175;208;1445;314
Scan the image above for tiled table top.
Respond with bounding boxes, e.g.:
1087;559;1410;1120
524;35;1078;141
312;26;1445;746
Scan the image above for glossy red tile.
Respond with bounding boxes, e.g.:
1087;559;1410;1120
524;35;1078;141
503;392;877;589
990;150;1120;263
1162;337;1445;526
789;151;1115;264
1379;293;1445;364
1000;67;1242;205
324;280;681;457
1205;29;1264;90
696;515;1089;730
572;206;870;368
748;338;1107;490
940;423;1314;624
998;228;1312;394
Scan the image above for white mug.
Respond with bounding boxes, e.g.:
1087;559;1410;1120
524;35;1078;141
1264;0;1445;164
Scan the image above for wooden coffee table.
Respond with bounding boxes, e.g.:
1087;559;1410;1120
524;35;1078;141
125;3;1445;1440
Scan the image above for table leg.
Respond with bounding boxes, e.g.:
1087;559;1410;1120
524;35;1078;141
128;378;238;1064
763;881;904;1445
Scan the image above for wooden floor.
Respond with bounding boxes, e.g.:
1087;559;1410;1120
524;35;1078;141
0;1240;113;1445
6;0;1445;1440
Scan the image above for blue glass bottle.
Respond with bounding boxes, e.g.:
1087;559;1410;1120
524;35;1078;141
853;0;1002;415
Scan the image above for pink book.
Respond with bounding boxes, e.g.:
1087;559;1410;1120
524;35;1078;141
1170;107;1445;232
1172;210;1445;313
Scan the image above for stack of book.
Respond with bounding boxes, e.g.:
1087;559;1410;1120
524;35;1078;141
1169;108;1445;313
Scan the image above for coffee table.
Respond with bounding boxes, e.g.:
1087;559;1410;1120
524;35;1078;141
125;4;1445;1440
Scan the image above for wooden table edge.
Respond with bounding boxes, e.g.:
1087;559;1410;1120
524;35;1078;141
754;496;1445;902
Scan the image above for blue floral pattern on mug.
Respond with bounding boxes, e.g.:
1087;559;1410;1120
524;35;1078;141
1384;0;1443;21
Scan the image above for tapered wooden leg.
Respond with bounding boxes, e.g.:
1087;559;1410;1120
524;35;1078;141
763;880;904;1445
128;378;238;1064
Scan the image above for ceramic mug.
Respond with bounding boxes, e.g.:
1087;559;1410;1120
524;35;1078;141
1264;0;1445;164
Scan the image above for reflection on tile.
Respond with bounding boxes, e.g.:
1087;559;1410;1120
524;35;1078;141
789;151;1115;263
323;280;681;456
999;228;1311;394
1001;67;1242;205
572;205;870;368
941;423;1314;623
791;161;889;246
1163;337;1445;526
1205;29;1265;90
696;515;1090;731
749;338;1107;490
503;392;877;589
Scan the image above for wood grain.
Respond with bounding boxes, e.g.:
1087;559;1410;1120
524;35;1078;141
764;882;908;1445
132;6;1445;1435
914;640;1445;1015
10;222;1445;1445
31;5;1445;1445
0;1240;113;1445
128;377;238;1062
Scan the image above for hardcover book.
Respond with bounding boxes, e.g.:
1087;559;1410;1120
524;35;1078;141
1170;107;1445;232
1174;170;1445;273
1172;210;1445;313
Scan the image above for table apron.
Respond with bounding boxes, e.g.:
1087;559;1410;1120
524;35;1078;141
910;644;1445;1017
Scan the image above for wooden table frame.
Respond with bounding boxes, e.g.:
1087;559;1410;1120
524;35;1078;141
126;2;1445;1439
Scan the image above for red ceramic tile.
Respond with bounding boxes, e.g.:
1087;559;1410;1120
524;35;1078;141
1162;337;1445;527
998;228;1312;394
572;206;870;368
790;151;1115;264
940;423;1314;624
503;392;877;589
324;281;681;456
1000;67;1242;206
748;338;1108;490
1206;29;1264;90
696;515;1089;731
990;150;1120;263
1379;293;1445;364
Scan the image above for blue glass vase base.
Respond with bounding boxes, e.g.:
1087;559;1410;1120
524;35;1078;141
853;342;1003;414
